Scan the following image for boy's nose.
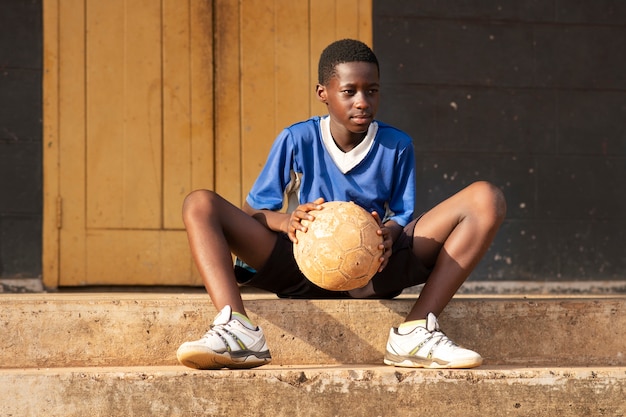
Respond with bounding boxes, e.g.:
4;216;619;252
354;93;369;108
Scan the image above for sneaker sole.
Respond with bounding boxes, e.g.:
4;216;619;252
177;348;272;370
383;352;483;369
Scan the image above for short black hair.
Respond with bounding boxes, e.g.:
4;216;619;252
318;39;379;85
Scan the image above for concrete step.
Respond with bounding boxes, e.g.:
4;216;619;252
1;293;625;368
2;293;625;416
1;365;625;417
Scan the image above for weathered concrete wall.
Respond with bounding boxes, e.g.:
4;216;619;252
0;0;42;279
374;1;626;282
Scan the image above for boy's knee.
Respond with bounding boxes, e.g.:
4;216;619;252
182;189;218;219
469;181;507;222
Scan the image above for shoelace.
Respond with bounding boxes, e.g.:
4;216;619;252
202;323;246;352
415;329;459;359
424;317;459;350
430;329;458;348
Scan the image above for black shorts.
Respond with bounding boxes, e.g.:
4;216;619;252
235;217;432;299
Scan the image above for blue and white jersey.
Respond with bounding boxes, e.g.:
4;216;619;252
246;116;416;226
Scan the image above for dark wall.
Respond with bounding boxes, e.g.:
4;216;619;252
374;1;626;282
0;0;42;278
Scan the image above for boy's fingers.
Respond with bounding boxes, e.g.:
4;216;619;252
370;210;384;226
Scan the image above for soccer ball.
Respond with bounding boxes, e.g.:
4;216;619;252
293;201;383;291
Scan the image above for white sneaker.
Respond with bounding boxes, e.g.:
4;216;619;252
384;312;482;369
177;305;272;370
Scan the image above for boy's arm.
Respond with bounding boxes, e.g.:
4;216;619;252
383;219;403;244
243;198;324;243
372;212;403;272
242;201;290;233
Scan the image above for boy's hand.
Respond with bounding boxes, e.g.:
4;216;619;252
371;211;394;272
287;197;325;243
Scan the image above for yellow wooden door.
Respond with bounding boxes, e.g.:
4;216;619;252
43;0;213;286
43;0;372;287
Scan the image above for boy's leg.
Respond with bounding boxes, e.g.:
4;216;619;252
182;189;278;317
383;181;505;369
407;181;506;321
178;189;276;369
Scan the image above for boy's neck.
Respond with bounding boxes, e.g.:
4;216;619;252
329;123;368;153
332;135;366;153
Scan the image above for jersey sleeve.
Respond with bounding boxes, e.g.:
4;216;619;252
386;140;416;227
245;128;296;211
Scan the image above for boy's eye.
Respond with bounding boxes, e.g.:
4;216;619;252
340;88;378;96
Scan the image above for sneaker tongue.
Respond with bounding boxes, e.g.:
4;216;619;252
398;319;426;335
213;305;233;326
426;312;440;332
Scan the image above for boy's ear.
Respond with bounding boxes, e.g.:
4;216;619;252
316;84;328;104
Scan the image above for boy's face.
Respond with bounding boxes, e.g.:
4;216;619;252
317;61;380;143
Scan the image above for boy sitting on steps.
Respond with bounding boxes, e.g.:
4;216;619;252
177;39;506;370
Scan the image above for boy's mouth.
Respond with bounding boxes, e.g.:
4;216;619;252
351;114;372;124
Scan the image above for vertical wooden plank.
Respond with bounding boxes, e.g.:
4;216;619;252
42;0;60;287
86;0;162;229
163;0;192;229
214;0;242;206
121;0;163;228
178;0;215;285
85;0;125;228
162;0;213;230
240;0;276;201
189;0;214;283
189;0;214;192
309;0;337;116
358;0;373;47
274;0;310;130
58;0;87;285
336;0;372;43
335;0;359;40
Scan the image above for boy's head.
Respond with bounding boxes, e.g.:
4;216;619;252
318;39;379;86
316;39;380;144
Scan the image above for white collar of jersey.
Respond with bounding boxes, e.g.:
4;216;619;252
320;116;378;174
